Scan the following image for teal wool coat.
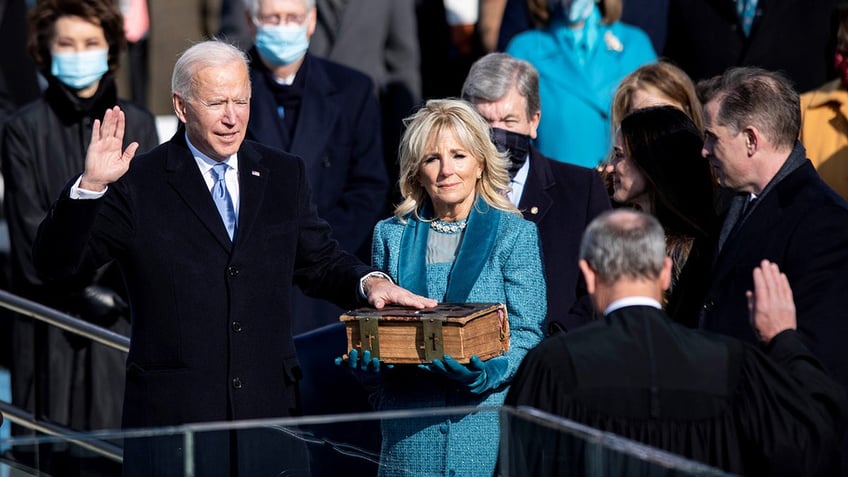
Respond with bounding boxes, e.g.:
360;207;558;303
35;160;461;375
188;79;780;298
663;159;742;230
371;202;546;477
507;12;656;169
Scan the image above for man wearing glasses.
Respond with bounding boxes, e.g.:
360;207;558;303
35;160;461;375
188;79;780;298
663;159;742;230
243;0;389;335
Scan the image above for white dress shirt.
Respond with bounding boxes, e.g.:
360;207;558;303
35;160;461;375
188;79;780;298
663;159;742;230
71;134;241;218
507;154;530;206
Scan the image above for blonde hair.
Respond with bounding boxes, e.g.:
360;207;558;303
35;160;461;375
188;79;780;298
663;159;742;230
611;61;704;131
394;99;519;221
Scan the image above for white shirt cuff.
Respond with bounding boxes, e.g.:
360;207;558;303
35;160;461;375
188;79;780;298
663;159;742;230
70;175;107;200
359;271;394;299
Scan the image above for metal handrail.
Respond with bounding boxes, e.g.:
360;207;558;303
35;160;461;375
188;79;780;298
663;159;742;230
0;401;123;462
0;289;129;352
0;288;130;463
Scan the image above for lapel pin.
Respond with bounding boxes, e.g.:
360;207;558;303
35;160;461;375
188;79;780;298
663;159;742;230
530;206;539;215
605;31;623;52
251;170;261;177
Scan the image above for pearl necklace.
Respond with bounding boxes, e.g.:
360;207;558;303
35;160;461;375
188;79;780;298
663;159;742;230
429;218;468;234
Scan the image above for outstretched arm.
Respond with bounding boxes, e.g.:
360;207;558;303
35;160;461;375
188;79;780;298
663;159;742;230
363;275;437;309
742;260;848;476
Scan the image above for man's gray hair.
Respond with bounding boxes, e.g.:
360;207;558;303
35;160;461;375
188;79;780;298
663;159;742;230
171;40;250;100
243;0;315;18
580;210;666;282
697;67;800;150
461;53;541;120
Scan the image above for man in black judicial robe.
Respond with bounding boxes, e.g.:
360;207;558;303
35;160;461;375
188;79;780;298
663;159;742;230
503;209;847;476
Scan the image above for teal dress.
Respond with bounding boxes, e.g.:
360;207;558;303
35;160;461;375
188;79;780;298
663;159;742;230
507;7;656;168
371;199;546;476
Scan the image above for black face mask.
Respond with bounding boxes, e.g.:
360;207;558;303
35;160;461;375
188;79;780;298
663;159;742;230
490;127;531;179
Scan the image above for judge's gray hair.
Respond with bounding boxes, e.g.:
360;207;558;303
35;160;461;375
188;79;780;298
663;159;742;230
580;210;666;282
171;40;250;100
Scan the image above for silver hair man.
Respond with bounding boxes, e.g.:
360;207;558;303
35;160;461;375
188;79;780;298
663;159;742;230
461;52;541;119
171;40;250;99
579;209;667;283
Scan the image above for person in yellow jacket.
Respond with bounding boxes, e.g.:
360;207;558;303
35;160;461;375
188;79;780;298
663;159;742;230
800;10;848;200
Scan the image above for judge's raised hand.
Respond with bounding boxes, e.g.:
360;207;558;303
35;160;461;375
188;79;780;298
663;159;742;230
79;106;139;192
747;260;796;343
365;277;437;310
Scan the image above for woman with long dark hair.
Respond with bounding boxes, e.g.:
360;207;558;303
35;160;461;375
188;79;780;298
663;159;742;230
606;105;717;325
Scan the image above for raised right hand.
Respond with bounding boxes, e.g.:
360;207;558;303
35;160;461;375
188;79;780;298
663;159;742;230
80;106;139;192
746;260;796;343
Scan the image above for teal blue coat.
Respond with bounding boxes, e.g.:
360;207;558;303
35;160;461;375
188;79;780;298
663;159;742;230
371;202;546;477
507;14;656;169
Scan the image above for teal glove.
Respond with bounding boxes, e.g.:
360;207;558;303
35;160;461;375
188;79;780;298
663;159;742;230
335;348;384;372
420;355;509;394
335;349;392;386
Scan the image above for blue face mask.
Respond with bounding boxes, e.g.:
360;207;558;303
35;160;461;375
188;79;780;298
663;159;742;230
50;48;109;90
255;23;309;67
567;0;595;23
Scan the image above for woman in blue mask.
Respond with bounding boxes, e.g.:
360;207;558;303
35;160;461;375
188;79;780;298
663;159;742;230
0;0;158;456
506;0;656;169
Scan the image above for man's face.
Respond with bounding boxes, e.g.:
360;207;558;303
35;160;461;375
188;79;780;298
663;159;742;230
173;61;251;162
473;86;540;138
702;99;752;192
252;0;316;37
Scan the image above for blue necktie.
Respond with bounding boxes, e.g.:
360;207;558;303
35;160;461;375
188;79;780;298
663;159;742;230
737;0;758;37
211;162;237;240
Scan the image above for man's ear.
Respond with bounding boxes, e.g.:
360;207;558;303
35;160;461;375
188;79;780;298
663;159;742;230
659;257;672;292
579;259;596;295
306;7;318;39
245;10;258;38
744;127;758;156
173;93;187;124
529;110;541;139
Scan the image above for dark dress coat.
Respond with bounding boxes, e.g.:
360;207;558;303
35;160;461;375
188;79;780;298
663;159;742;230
246;52;388;334
520;147;611;334
33;133;375;475
699;145;848;393
2;77;158;433
505;305;848;476
664;0;838;93
701;144;848;476
308;0;420;207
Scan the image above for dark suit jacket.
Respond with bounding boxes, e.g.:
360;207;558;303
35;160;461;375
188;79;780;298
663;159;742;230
519;147;611;334
700;152;848;392
505;304;847;476
246;53;388;261
309;0;420;101
664;0;838;93
33;133;374;429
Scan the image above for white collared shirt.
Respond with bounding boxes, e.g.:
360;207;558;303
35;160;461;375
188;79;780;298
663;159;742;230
603;296;662;316
507;154;530;206
70;135;241;214
186;134;240;216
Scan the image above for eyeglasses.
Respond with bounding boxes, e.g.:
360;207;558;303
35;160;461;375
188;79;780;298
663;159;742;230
253;12;308;26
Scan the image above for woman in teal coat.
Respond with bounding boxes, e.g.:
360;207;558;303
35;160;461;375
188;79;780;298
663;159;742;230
507;0;656;169
355;99;546;476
